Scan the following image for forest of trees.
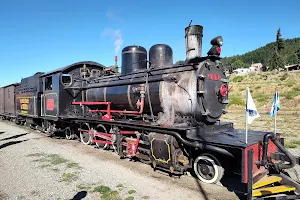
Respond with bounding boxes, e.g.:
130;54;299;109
175;29;300;72
220;29;300;71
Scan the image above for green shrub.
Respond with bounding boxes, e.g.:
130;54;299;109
255;85;261;90
231;76;244;83
229;97;244;106
285;141;297;148
283;88;300;99
247;73;255;79
286;80;296;87
292;140;300;146
292;87;300;92
254;93;270;103
280;72;288;81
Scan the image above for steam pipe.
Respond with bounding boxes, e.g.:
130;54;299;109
256;132;296;170
273;138;296;170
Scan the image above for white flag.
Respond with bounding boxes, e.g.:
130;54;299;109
246;89;260;124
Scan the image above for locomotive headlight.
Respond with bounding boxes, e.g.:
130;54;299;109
207;36;223;56
210;36;223;46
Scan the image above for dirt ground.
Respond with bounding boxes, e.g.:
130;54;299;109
0;121;241;200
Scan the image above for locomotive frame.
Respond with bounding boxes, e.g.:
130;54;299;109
1;23;300;200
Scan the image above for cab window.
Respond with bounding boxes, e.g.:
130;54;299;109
45;76;52;90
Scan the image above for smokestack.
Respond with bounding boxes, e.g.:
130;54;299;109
185;25;203;60
114;56;118;66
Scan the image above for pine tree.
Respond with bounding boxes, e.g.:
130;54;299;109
268;29;285;70
268;47;284;70
296;48;300;63
276;29;285;52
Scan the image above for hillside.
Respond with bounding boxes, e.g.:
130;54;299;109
221;38;300;69
220;70;300;142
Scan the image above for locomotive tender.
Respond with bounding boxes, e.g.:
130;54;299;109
1;23;300;199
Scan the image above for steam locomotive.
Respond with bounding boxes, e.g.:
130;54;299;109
1;24;299;199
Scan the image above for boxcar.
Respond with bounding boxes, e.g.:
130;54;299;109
0;87;4;116
0;83;20;119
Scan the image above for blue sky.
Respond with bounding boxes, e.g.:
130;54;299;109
0;0;299;87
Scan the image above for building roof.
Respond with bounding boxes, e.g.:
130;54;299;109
251;63;263;67
1;82;20;88
284;64;300;68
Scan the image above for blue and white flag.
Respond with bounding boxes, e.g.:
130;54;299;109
246;89;260;124
270;90;280;118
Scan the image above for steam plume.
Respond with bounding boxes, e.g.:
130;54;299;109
113;29;123;54
101;28;124;55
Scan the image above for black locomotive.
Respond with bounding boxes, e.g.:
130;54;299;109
1;23;300;199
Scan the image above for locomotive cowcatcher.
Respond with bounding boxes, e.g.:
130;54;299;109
1;23;300;200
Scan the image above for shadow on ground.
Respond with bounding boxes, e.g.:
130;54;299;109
71;191;87;200
220;174;247;200
0;133;28;141
0;140;28;149
192;171;247;200
194;179;209;200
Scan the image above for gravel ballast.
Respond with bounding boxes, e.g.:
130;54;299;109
0;121;299;200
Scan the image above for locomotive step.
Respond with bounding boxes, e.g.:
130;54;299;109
252;185;296;197
253;176;282;189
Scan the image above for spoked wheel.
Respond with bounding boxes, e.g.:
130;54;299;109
15;119;21;125
65;127;75;140
80;123;92;145
45;122;54;135
193;153;224;184
113;135;128;158
94;124;109;149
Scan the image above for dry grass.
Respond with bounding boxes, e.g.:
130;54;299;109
227;71;300;111
221;111;300;137
223;70;300;138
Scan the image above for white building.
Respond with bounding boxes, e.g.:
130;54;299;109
233;68;251;74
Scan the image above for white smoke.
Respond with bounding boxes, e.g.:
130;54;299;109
101;28;124;55
113;29;123;54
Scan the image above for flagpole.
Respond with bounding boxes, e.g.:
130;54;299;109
274;111;277;135
245;87;249;144
274;89;277;135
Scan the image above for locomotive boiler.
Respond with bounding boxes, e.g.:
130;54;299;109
85;25;228;125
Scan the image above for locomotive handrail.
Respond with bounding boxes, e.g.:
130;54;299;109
66;63;199;89
67;76;165;90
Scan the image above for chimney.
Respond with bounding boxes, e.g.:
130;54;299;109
185;25;203;60
114;56;118;66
